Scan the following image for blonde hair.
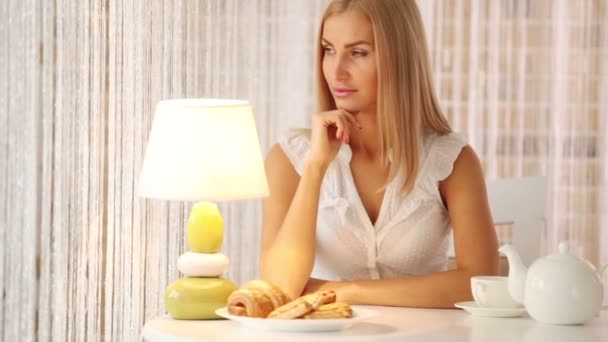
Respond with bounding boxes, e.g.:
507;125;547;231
315;0;452;195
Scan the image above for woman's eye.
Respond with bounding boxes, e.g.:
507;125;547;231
352;50;367;57
323;46;335;55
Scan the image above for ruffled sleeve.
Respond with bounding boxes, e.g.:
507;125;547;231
278;128;312;175
426;132;468;182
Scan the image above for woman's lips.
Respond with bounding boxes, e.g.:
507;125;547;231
333;88;357;97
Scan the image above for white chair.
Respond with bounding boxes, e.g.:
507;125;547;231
447;176;548;267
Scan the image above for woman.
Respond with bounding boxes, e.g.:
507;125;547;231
260;0;499;308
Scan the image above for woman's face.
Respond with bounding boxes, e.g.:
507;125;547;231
322;11;377;113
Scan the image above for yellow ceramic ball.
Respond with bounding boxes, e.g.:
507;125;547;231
187;202;224;253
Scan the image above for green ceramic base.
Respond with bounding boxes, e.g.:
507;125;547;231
165;277;237;320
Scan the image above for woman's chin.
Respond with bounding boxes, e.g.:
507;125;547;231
334;98;375;114
334;100;360;113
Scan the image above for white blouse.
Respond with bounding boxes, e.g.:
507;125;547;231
278;129;467;281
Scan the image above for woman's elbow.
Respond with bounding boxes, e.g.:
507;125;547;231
470;264;499;277
461;257;500;278
258;258;304;299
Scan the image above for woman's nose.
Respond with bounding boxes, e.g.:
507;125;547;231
332;56;349;81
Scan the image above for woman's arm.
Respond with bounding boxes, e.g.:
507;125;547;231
304;146;500;308
259;144;328;299
260;110;360;299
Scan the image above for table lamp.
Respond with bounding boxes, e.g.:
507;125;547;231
138;99;269;320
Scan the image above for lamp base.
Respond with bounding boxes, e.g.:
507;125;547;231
165;277;237;320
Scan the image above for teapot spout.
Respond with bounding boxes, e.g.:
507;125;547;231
498;244;527;304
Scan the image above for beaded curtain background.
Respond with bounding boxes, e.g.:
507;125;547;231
1;0;606;341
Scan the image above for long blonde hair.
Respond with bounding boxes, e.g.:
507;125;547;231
316;0;452;195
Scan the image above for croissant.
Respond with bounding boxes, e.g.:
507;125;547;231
226;281;348;320
242;280;291;309
226;280;291;318
226;288;274;318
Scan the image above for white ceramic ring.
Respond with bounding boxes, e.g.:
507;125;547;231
177;252;229;277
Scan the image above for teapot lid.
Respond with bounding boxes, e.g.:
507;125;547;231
542;242;586;265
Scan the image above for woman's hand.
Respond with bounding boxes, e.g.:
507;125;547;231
303;278;352;302
308;109;361;169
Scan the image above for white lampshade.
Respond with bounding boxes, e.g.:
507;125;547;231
138;99;269;201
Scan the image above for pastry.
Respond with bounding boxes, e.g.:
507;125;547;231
268;290;336;319
302;302;353;319
226;288;274;318
241;280;291;309
301;290;336;308
267;296;313;319
226;282;349;320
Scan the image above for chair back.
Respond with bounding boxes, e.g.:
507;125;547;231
447;176;547;266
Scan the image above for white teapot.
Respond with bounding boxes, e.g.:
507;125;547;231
499;242;606;325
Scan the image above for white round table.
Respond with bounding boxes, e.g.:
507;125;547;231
142;305;608;342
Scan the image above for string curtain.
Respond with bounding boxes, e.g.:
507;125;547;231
1;0;606;340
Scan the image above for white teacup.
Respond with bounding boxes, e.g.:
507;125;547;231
471;276;522;309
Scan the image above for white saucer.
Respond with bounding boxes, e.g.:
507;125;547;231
454;301;526;318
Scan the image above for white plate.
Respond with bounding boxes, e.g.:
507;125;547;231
215;306;379;332
454;301;526;318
